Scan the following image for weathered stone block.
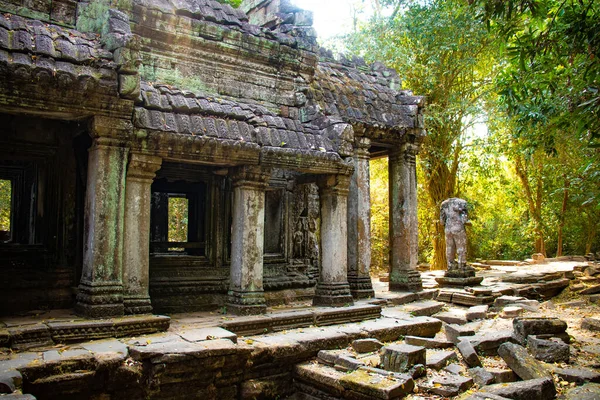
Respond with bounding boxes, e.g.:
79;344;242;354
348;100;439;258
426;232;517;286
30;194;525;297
334;355;364;372
527;335;569;363
551;366;600;384
457;339;481;368
464;330;517;356
404;335;453;349
468;367;495;386
445;323;476;343
351;338;383;353
429;375;473;397
433;311;467;325
582;317;600;332
466;305;488;321
339;368;414;399
513;317;568;345
479;377;556;400
380;344;425;372
559;382;600;400
426;350;457;370
497;342;551;380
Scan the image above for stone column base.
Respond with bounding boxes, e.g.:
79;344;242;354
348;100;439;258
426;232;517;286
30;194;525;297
313;282;354;307
227;290;267;316
435;276;484;287
123;295;153;315
75;282;124;318
389;270;423;292
348;276;375;299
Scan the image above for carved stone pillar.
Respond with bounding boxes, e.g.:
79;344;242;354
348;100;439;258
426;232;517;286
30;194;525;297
347;137;375;298
313;174;354;306
75;136;129;318
227;166;271;315
388;142;423;292
122;154;162;314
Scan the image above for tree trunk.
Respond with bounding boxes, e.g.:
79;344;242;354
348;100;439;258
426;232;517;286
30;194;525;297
556;178;569;257
514;154;546;256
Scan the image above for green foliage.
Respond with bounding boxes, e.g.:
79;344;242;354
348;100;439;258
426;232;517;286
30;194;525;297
168;197;188;244
0;179;11;234
370;158;389;275
218;0;242;7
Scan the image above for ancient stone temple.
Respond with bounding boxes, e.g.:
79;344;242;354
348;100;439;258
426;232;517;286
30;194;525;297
0;0;425;318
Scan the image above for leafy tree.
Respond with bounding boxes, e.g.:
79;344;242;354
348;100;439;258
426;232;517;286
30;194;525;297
347;0;500;269
0;179;10;234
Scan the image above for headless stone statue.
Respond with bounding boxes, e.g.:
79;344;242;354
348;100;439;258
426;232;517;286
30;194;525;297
440;197;469;270
435;198;482;286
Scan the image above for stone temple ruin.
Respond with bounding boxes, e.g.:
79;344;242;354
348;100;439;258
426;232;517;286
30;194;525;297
0;0;426;319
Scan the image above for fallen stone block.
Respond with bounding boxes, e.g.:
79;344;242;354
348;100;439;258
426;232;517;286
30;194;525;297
0;395;37;400
426;350;457;370
428;374;473;397
588;294;600;303
507;299;541;312
452;293;494;306
444;363;465;375
177;327;237;344
527;335;569;363
500;306;524;318
445;323;477;343
488;368;518;383
351;338;383;353
317;349;343;365
463;393;511;400
400;301;445;317
498;342;552;380
457;339;482;368
0;369;22;394
407;364;426;379
582;318;600;332
334;355;364;372
468;367;495;386
551;366;600;384
433;311;467;325
579;285;600;294
559;382;600;400
479;377;556;400
293;362;345;397
381;344;425;373
339;368;414;399
466;305;489;321
463;330;517;356
404;335;453;349
494;295;526;307
513;317;568;345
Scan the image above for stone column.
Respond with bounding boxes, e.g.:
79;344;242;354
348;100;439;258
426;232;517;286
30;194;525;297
122;154;162;314
388;142;423;292
347;137;375;298
75;137;129;318
227;166;271;315
313;174;354;306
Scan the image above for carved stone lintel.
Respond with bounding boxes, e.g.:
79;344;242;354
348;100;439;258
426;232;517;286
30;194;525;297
231;165;272;190
313;282;354;306
317;173;351;197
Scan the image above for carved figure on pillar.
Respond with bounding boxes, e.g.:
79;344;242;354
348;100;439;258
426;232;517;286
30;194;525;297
227;165;272;315
436;197;483;287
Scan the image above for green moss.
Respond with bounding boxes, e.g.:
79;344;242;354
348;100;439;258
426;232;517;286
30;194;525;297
76;0;110;34
140;65;209;93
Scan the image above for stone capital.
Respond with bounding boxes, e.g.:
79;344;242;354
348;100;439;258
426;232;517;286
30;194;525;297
354;137;371;159
318;174;351;197
127;154;162;182
89;115;133;140
390;142;420;165
231;165;272;190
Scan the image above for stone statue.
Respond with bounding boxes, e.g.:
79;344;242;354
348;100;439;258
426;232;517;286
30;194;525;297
440;197;470;270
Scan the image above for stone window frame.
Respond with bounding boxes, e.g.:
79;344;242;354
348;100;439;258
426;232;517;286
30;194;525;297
150;179;208;257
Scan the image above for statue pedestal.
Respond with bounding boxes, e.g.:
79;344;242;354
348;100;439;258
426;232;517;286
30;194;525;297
435;266;483;287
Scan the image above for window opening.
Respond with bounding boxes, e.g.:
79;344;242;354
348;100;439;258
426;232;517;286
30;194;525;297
168;195;188;252
0;179;12;242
